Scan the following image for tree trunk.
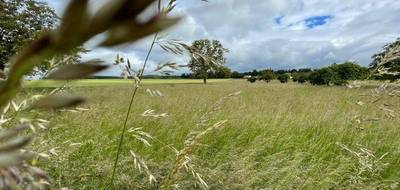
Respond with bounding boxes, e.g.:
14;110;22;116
203;76;207;84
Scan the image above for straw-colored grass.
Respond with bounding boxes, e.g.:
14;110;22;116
30;80;400;189
24;79;231;88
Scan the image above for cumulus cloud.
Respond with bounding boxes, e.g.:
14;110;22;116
43;0;400;74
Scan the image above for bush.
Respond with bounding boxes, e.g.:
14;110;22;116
277;74;290;83
231;71;243;79
297;73;309;83
308;62;367;86
247;76;257;83
309;68;334;85
330;62;368;80
260;70;275;82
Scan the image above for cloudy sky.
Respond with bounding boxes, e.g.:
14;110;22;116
43;0;400;75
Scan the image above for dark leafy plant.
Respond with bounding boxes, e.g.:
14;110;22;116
277;73;290;83
247;76;257;83
260;69;276;83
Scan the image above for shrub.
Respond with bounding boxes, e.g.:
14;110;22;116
247;76;257;83
297;73;309;83
277;74;290;83
331;62;368;80
309;62;367;86
309;68;340;85
260;70;275;82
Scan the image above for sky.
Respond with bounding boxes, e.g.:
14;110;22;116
42;0;400;75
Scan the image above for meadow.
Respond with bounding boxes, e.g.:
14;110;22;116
27;79;400;189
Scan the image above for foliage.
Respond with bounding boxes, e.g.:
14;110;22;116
188;39;229;84
247;76;257;83
231;71;244;79
370;38;400;80
0;0;57;70
209;66;232;78
277;73;290;83
292;72;310;83
309;67;340;85
260;69;276;82
309;62;367;86
330;62;369;80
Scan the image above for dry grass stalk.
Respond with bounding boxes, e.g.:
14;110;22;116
161;120;228;189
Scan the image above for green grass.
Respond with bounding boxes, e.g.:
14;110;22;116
24;79;231;88
28;80;400;189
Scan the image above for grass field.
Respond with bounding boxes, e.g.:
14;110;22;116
27;80;400;189
24;79;231;88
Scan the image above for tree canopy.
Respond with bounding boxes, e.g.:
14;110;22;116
188;39;229;84
0;0;57;70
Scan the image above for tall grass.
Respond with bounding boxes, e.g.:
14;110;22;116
31;81;400;189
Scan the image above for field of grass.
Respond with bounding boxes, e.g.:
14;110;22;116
24;79;231;88
28;80;400;189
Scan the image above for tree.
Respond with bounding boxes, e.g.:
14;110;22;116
0;0;58;70
297;73;309;83
260;69;275;82
188;39;229;84
277;74;290;83
370;38;400;80
212;66;231;78
231;71;243;79
309;68;337;85
331;61;368;80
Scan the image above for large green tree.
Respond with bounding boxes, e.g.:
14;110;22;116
370;38;400;80
189;39;229;84
0;0;57;70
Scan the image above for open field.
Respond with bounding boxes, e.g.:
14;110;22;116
27;80;400;189
24;79;231;88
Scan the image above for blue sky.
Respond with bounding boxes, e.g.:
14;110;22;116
42;0;400;75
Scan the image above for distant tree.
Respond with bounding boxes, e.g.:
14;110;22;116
298;68;312;73
213;66;232;78
276;70;290;75
331;61;368;80
231;71;243;79
309;68;335;85
0;0;57;70
308;62;368;86
260;69;276;82
309;67;345;85
296;73;309;83
181;73;192;79
250;69;259;76
188;39;229;84
370;38;400;80
277;74;290;83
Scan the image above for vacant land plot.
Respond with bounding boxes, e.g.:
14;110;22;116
28;80;400;189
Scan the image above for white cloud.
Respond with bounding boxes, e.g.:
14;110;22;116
43;0;400;74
